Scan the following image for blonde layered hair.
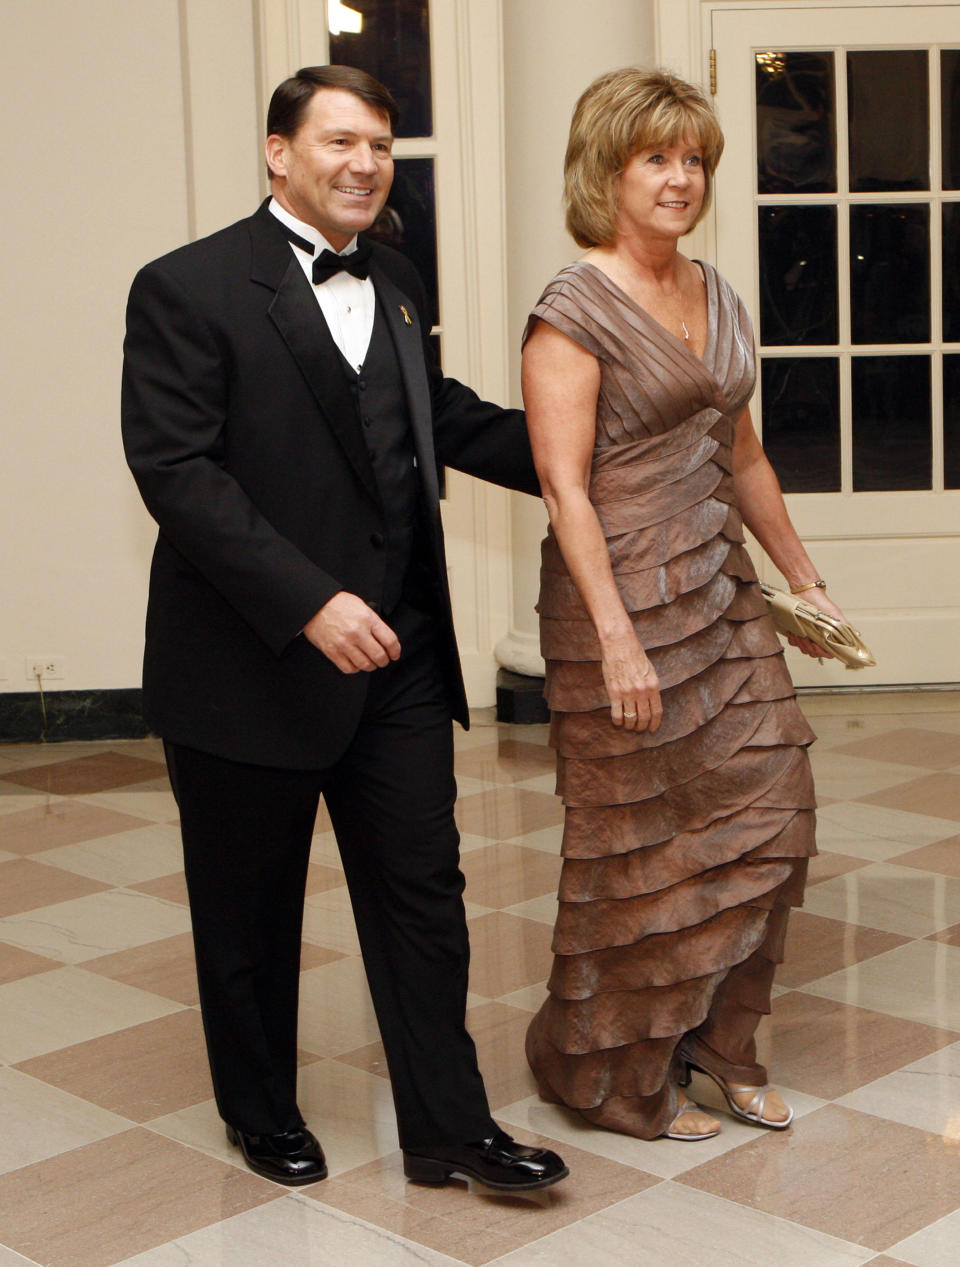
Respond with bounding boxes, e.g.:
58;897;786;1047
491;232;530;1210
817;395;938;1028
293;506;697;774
564;68;725;248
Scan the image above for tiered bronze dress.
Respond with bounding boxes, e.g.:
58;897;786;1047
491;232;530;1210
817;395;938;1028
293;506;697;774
524;260;817;1139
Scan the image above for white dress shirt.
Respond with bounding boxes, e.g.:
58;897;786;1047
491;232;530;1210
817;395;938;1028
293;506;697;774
268;198;375;372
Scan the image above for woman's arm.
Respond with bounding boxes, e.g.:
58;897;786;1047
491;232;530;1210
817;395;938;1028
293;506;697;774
522;320;661;731
732;404;847;657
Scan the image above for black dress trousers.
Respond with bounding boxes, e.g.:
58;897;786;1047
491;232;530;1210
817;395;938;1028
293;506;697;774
165;610;495;1150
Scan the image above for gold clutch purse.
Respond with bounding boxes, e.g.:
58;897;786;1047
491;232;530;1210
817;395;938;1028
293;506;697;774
760;583;877;671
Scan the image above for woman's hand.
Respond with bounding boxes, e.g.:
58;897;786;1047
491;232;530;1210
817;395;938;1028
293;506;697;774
786;587;850;660
600;626;662;731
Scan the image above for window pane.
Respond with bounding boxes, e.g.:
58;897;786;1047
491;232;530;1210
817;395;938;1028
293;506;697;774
756;51;836;194
761;358;840;492
850;205;930;344
942;50;960;190
946;355;960;488
848;51;928;192
944;204;960;343
329;1;432;137
759;205;838;346
852;356;931;491
368;157;438;325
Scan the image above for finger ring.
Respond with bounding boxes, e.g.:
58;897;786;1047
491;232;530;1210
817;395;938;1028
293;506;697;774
623;711;637;719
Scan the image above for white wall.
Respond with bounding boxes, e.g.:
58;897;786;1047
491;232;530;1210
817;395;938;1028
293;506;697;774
0;0;260;696
1;0;657;704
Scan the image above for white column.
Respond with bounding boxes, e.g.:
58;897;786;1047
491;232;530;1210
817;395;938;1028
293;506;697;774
496;0;656;675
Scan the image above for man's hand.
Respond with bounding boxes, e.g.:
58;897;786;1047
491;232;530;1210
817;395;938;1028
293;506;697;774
303;592;401;674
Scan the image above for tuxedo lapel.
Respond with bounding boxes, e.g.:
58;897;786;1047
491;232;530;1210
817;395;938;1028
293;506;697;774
247;204;379;505
372;266;441;506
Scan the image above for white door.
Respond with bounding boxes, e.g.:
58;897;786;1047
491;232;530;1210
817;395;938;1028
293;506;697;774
711;3;960;686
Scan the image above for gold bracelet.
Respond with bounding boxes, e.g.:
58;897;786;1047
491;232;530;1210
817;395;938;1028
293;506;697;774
790;579;827;594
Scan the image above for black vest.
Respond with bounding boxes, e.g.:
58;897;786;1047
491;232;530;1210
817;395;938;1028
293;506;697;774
341;300;429;615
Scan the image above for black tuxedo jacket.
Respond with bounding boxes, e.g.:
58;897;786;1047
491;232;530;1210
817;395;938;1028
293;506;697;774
122;200;538;768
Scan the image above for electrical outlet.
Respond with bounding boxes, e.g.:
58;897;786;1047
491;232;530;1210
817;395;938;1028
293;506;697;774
26;657;65;681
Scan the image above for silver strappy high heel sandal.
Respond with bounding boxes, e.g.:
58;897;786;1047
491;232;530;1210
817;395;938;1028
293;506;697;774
680;1059;794;1130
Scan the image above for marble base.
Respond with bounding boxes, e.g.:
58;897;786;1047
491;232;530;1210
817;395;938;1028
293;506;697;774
495;668;549;725
0;689;149;744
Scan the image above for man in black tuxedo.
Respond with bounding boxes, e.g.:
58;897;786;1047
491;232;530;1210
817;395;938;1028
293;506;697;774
122;65;567;1192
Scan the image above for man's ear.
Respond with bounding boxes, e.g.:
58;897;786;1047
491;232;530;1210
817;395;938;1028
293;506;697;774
265;134;287;180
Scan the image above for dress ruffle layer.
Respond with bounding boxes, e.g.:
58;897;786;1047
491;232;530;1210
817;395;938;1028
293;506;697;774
522;260;817;1140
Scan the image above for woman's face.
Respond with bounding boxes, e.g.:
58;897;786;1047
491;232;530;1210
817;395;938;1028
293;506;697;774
614;134;706;246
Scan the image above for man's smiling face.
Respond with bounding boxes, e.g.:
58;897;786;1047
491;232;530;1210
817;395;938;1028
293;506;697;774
266;87;394;251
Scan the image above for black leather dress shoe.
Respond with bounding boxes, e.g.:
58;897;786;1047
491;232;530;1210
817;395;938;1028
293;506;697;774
402;1129;569;1191
225;1124;328;1185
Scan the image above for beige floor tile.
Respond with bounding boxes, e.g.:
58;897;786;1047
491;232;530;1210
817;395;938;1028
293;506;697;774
505;892;560;927
498;1086;826;1182
859;772;960;821
309;1135;656;1266
837;1041;960;1141
296;1059;401;1175
309;829;343;870
889;1208;960;1267
83;787;180;821
454;739;555;786
2;752;167;795
679;1104;960;1252
0;888;191;964
131;871;190;905
778;911;909;988
513;773;557;794
0;965;182;1063
14;1009;209;1122
830;728;960;770
0;940;59;985
807;852;871;886
893;836;960;878
111;1195;465;1267
0;1245;41;1265
297;956;381;1058
494;1179;871;1267
465;912;554;998
38;821;185;885
497;982;548;1012
455;786;563;841
504;823;564;855
0;797;151;853
0;1127;278;1267
802;939;960;1032
0;1066;130;1174
460;843;562;909
83;932;200;1005
863;1257;927;1267
0;856;110;915
802;862;960;938
807;751;925;801
756;991;958;1099
928;922;960;946
816;802;960;862
302;884;361;955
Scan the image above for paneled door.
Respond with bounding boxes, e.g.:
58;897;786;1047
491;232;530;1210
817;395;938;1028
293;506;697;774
711;4;960;686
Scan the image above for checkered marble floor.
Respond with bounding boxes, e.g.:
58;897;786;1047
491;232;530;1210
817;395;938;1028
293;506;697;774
2;692;960;1266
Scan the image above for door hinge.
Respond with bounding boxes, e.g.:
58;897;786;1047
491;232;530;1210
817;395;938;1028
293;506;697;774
709;48;717;95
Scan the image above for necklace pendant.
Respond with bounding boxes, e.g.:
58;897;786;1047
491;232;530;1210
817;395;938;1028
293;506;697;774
681;320;690;341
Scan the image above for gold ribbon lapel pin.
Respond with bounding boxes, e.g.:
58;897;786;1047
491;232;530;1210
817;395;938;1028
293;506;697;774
399;305;412;326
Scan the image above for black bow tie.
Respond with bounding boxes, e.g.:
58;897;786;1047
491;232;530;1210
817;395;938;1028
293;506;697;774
312;239;372;285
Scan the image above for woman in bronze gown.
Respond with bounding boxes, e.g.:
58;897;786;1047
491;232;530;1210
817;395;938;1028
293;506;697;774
522;68;846;1142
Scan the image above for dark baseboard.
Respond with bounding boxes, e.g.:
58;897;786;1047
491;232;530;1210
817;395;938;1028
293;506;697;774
0;689;150;744
495;668;549;725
